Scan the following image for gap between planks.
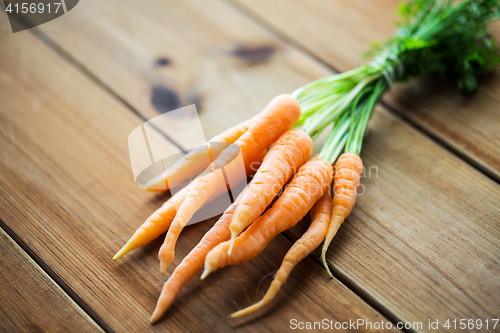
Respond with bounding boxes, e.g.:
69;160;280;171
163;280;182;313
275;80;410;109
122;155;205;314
222;0;500;185
0;219;115;333
20;24;186;153
295;238;415;333
13;10;422;330
20;19;414;332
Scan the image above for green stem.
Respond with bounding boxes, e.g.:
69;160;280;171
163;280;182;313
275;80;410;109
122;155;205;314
294;0;499;165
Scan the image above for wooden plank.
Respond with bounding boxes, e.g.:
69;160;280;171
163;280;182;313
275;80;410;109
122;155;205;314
17;0;500;330
232;0;500;180
0;228;103;333
285;106;500;331
31;0;328;140
0;30;391;332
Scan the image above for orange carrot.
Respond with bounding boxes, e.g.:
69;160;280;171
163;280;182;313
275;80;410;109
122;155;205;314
113;185;189;261
159;171;220;274
158;94;301;272
228;129;313;253
144;117;255;192
231;94;301;161
113;150;265;261
202;158;333;279
208;116;257;144
321;153;363;277
231;191;332;318
150;188;247;323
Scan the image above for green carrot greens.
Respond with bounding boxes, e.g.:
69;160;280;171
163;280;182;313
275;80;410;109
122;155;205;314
293;0;500;164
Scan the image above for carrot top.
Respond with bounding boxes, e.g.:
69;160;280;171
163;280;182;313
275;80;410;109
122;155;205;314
293;0;500;163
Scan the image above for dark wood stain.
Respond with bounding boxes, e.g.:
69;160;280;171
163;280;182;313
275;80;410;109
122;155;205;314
156;57;171;66
151;87;181;113
233;45;276;64
185;90;202;111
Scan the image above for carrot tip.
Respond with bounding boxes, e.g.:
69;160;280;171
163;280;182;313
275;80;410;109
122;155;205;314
159;246;174;275
112;245;129;261
230;308;250;318
230;312;241;319
200;267;212;280
321;248;334;279
231;300;265;318
160;261;168;276
228;236;236;256
150;311;160;324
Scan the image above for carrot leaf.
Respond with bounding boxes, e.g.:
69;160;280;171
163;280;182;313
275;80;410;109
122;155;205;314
294;0;500;163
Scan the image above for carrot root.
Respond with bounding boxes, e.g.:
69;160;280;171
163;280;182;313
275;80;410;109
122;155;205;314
145;117;255;192
228;129;313;254
321;153;363;278
158;94;301;272
203;158;333;279
150;188;247;323
230;262;295;318
112;185;191;261
159;171;220;274
199;267;211;280
230;191;333;318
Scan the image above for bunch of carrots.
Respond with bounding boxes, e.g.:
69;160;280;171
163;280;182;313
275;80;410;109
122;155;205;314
113;0;500;323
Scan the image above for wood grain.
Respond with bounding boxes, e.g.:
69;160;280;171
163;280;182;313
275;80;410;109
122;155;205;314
285;105;500;331
0;228;103;333
32;0;328;141
2;0;500;331
233;0;500;180
0;32;390;332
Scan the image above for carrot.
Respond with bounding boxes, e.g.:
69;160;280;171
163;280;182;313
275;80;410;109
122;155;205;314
201;158;333;279
143;117;255;192
230;94;300;161
321;153;363;278
159;171;221;274
228;129;313;254
204;116;257;146
113;150;265;261
113;185;189;261
150;188;248;324
230;191;332;318
158;94;301;272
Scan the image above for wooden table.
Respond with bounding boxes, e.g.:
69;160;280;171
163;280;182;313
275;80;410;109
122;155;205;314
1;1;499;332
